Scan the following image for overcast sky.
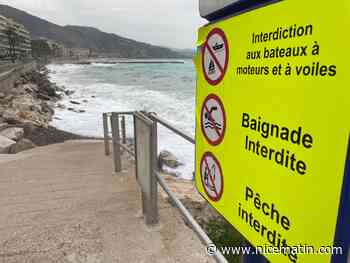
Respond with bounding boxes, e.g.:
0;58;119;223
3;0;207;49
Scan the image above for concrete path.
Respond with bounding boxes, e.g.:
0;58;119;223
0;140;213;263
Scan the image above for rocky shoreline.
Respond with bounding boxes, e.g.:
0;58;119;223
0;65;91;154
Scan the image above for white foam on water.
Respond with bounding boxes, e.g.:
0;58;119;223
48;62;196;180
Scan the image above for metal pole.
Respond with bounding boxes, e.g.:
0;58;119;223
146;119;159;225
121;115;127;145
111;112;122;173
103;113;110;156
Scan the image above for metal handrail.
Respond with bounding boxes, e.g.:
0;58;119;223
119;141;135;157
106;111;135;117
103;111;228;263
148;112;195;144
156;172;228;263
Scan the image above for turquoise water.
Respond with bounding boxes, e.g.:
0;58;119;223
48;61;196;179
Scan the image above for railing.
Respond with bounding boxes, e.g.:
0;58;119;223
102;111;228;263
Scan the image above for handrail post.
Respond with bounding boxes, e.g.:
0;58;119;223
121;115;127;144
147;118;159;225
103;113;110;156
111;112;122;173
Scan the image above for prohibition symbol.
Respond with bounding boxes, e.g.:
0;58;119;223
200;152;224;202
201;94;226;146
202;28;229;85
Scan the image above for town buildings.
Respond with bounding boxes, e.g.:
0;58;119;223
0;14;32;61
0;14;96;62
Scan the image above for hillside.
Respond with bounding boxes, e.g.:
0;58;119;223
0;4;187;59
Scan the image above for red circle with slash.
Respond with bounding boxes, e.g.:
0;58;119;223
200;152;224;202
202;28;229;85
201;94;226;146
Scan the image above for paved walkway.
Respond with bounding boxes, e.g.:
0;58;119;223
0;140;213;263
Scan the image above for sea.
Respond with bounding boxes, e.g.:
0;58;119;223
48;60;196;179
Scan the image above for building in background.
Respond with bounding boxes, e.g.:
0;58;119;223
31;38;92;60
0;15;10;59
0;14;32;62
69;48;91;59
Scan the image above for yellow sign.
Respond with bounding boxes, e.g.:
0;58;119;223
195;1;350;262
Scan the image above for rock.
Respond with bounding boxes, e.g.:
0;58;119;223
37;92;51;101
41;102;54;115
0;92;5;99
0;127;24;141
82;99;88;103
91;95;96;98
57;103;66;109
65;90;75;96
4;95;14;102
0;135;16;154
43;84;57;97
14;80;22;87
23;83;39;93
55;86;66;92
0;123;8;130
68;107;85;113
2;109;20;124
158;150;183;169
70;100;80;105
12;96;41;112
9;138;35;154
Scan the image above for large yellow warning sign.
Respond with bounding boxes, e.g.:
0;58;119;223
195;1;350;262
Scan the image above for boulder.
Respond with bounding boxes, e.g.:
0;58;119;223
0;135;16;154
37;92;51;101
12;96;42;112
0;127;24;141
0;92;5;99
65;90;75;96
2;109;20;124
0;123;8;131
70;100;80;105
41;102;54;115
4;95;14;103
43;84;57;97
57;103;66;109
158;150;183;169
9;139;35;154
68;107;85;113
23;83;39;93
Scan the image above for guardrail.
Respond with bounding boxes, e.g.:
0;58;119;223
102;111;228;263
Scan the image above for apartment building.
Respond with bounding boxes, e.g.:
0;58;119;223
0;15;9;57
0;15;32;60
